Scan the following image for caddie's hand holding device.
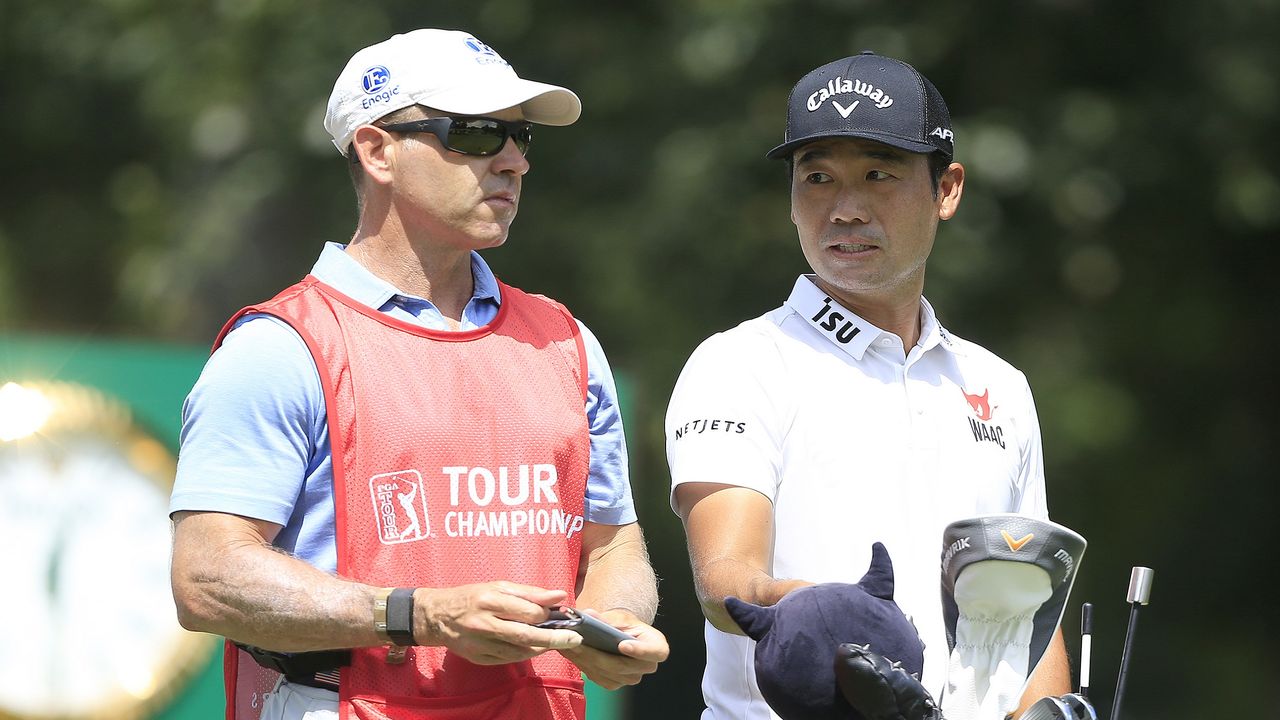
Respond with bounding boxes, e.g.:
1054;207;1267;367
536;607;634;654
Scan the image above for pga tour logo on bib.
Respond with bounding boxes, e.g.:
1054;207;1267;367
368;464;587;545
370;470;430;544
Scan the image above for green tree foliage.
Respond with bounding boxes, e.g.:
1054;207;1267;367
3;1;1276;716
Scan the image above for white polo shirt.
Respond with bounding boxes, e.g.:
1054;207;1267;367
666;275;1049;720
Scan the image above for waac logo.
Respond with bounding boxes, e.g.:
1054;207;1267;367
961;387;1005;449
962;388;995;421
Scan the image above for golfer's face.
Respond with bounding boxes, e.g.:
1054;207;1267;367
790;137;950;310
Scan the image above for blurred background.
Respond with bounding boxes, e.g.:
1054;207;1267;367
1;0;1277;718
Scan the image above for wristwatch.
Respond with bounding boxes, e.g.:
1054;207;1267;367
0;381;216;719
378;588;416;647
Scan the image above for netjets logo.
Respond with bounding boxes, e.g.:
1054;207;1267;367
1001;529;1035;552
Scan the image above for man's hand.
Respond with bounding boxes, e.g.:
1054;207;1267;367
413;582;583;665
558;608;669;690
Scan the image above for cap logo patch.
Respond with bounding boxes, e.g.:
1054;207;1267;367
362;66;391;94
806;76;894;113
463;36;509;67
930;127;954;142
832;100;859;118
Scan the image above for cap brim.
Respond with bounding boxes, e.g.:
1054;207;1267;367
413;78;581;126
766;130;942;160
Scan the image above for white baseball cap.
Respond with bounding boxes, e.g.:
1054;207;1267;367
324;29;582;155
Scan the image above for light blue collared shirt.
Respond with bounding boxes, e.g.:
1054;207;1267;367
171;243;635;572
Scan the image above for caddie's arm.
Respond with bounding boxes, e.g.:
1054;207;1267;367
675;482;813;635
560;521;669;689
1011;627;1072;718
170;510;583;662
171;510;388;651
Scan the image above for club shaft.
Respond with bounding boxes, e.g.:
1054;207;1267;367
1110;602;1141;720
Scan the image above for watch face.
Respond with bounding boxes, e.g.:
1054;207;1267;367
0;381;216;719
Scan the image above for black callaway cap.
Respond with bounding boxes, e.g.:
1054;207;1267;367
767;51;954;161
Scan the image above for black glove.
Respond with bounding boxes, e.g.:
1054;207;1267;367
834;643;944;720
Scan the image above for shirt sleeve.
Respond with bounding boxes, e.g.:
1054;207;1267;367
169;315;325;525
577;320;637;526
665;328;787;514
1012;373;1049;520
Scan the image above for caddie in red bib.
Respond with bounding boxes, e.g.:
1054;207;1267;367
170;27;668;720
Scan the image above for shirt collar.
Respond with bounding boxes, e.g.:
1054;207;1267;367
309;242;501;309
917;296;965;356
783;275;965;361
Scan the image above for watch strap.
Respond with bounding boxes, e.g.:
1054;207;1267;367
372;587;394;644
386;588;417;647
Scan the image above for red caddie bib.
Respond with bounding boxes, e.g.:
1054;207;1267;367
219;275;590;720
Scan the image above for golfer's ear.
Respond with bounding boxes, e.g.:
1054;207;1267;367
938;162;964;220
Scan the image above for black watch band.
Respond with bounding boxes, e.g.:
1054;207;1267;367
386;588;417;647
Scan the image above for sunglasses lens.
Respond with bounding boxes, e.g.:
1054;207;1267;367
445;119;532;156
447;120;507;155
514;126;532;155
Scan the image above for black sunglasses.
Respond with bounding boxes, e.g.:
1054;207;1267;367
377;116;533;157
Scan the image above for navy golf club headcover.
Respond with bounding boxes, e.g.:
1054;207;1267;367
725;543;925;720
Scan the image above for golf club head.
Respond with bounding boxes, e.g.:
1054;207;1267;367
1020;693;1097;720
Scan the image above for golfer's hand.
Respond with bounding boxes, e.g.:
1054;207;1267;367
413;582;582;665
559;609;669;690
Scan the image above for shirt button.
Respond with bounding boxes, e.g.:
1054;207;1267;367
880;338;893;346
